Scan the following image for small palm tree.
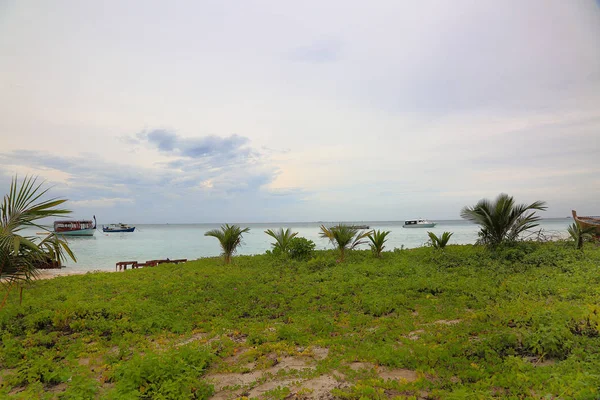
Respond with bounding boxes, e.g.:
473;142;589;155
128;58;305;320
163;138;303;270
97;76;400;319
567;222;595;250
319;224;371;262
264;228;298;255
1;176;76;308
428;231;453;249
367;230;391;258
204;224;250;264
460;193;547;247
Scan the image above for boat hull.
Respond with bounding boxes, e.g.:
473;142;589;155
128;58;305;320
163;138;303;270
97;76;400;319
403;223;436;228
103;227;135;233
55;228;96;236
572;210;600;236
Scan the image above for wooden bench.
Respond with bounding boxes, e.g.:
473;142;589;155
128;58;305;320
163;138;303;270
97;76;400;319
116;261;138;271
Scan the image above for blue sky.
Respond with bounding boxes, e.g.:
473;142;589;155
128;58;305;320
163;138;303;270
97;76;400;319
1;0;599;223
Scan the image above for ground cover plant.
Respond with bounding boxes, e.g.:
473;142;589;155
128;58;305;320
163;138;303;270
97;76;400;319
1;241;600;399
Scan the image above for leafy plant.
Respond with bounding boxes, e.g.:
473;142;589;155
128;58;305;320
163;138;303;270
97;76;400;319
460;193;547;247
367;230;391;258
1;176;76;309
288;237;316;260
567;222;595;250
319;224;371;262
264;228;298;255
428;231;453;249
204;224;250;264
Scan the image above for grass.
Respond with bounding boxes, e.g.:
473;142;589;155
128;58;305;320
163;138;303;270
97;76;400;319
1;241;600;399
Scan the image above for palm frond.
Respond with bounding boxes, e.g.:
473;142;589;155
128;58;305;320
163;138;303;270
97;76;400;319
1;176;75;297
265;228;298;254
461;193;546;247
205;224;250;264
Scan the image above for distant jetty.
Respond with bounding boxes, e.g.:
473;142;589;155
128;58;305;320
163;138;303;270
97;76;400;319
349;225;370;229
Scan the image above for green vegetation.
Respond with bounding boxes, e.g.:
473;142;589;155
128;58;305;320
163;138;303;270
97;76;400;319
1;176;75;309
367;230;391;258
287;237;316;260
319;224;371;262
460;193;547;247
427;231;453;250
567;222;596;250
264;228;298;255
1;242;600;399
204;224;250;264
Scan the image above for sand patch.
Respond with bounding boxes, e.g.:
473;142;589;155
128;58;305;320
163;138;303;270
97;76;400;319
246;378;299;398
407;329;425;340
378;368;418;382
176;332;209;347
310;346;329;360
296;375;347;399
207;371;264;392
78;357;91;366
348;362;375;371
207;355;316;398
433;319;461;325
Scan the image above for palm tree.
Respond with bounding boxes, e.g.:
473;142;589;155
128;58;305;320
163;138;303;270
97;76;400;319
428;231;453;249
204;224;250;264
567;222;595;250
264;228;298;255
460;193;547;247
1;176;76;308
367;230;391;258
319;224;371;262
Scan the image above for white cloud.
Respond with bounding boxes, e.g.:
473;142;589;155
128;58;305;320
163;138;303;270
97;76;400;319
70;198;134;208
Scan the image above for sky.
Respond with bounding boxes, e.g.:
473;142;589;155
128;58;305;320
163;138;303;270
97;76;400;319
1;0;599;223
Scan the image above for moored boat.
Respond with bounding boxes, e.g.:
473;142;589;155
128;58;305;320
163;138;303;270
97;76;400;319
572;210;600;236
54;216;96;236
103;223;135;233
403;218;436;228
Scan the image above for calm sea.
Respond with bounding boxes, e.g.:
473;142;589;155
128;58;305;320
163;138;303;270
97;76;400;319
32;219;572;276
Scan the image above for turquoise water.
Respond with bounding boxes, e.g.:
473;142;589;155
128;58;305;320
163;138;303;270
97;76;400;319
34;219;571;276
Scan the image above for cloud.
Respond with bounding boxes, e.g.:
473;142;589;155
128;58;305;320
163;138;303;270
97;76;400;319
70;198;134;207
138;129;253;162
287;39;343;63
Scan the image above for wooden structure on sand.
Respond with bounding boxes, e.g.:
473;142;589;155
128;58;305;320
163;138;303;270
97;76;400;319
116;259;188;271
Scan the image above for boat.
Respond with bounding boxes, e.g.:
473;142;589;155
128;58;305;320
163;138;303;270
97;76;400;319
572;210;600;236
54;216;96;236
403;218;436;228
102;223;135;233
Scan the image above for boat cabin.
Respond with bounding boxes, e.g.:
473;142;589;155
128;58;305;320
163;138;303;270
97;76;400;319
54;220;94;232
404;219;426;225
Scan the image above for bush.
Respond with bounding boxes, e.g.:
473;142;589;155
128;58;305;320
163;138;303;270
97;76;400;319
288;237;316;261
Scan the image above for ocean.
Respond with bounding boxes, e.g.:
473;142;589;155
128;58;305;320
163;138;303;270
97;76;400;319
34;219;572;276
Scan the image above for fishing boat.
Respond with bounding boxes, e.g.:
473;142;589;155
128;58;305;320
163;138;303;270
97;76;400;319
54;216;96;236
572;210;600;236
403;218;436;228
102;223;135;233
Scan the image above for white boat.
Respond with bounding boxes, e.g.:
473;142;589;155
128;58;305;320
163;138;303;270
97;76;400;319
403;218;436;228
53;216;96;236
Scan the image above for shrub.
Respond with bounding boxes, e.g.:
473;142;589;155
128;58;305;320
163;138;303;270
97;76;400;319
288;237;316;261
